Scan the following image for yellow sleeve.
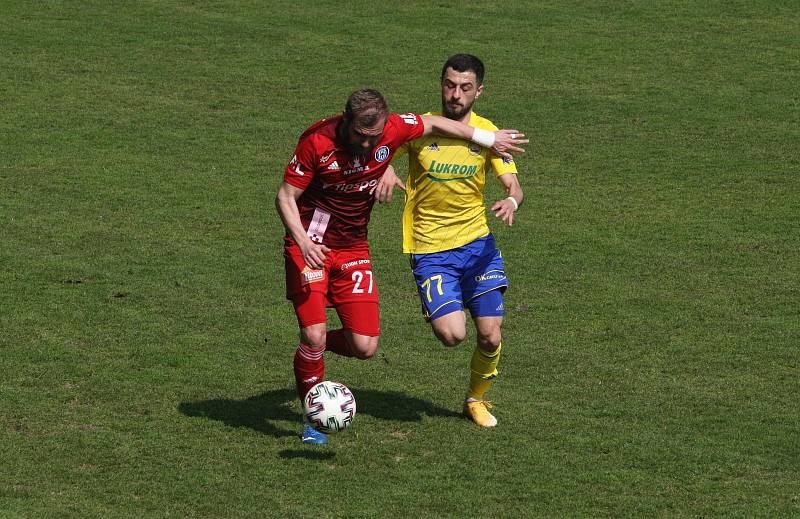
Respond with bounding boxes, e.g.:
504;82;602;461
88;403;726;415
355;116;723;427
474;116;519;177
490;155;519;177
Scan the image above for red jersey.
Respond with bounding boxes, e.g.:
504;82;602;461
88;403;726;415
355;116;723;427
283;112;425;248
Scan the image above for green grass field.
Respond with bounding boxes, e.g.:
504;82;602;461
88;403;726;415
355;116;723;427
2;1;798;517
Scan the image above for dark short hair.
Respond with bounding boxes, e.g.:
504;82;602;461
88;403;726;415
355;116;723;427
441;54;485;85
344;89;389;126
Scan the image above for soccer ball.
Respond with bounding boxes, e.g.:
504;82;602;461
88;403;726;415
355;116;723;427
303;380;356;434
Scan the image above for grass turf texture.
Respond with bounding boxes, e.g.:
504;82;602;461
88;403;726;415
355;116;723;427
1;1;798;517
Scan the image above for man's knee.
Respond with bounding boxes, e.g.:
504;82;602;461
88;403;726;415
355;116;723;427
433;325;467;348
300;326;327;350
475;316;503;352
432;317;467;347
349;334;379;359
477;331;501;352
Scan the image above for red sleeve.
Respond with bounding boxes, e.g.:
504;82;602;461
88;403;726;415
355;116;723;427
283;135;317;190
390;112;425;145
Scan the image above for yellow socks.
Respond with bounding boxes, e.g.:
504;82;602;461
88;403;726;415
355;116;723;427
467;343;501;401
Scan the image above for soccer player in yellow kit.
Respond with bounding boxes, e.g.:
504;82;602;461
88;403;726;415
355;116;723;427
377;54;524;427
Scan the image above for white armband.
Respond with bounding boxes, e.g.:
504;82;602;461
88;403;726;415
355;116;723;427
506;196;519;211
471;128;495;148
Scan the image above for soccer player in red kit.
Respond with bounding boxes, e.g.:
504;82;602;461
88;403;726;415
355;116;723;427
275;89;526;444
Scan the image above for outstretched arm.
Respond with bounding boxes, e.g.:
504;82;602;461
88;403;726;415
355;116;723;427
420;114;528;159
491;173;524;226
275;181;330;269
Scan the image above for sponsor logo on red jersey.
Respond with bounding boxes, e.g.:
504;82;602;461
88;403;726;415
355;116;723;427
323;178;379;193
343;156;368;176
340;259;371;271
301;266;324;285
320;149;338;163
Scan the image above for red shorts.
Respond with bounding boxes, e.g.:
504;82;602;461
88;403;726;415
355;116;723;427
284;242;380;336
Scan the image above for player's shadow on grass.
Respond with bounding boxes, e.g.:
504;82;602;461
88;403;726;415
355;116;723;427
178;387;461;440
178;388;299;439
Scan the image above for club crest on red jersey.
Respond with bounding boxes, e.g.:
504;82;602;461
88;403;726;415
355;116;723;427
374;145;390;163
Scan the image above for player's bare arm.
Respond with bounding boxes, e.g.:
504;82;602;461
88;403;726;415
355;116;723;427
275;181;331;268
374;165;406;204
420;115;528;159
490;173;524;226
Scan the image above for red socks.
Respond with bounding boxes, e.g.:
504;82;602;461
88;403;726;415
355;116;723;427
293;342;325;399
294;330;357;399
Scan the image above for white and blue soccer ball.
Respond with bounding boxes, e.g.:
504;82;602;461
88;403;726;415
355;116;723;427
303;381;356;434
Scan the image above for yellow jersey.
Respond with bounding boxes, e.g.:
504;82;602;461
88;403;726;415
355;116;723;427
398;111;518;254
